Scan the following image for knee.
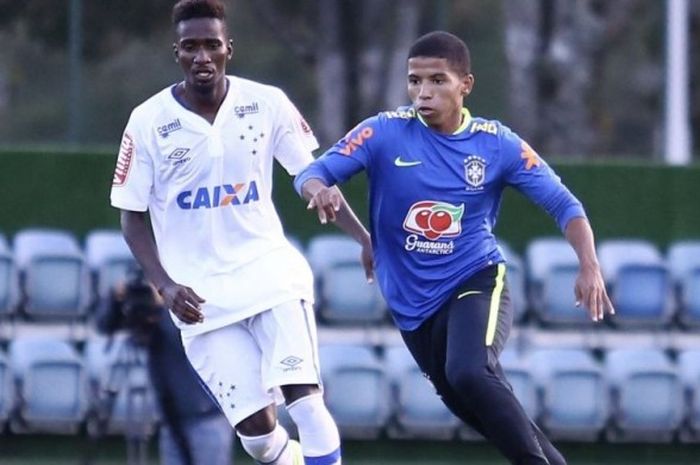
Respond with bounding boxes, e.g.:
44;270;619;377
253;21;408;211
235;405;277;437
444;361;491;401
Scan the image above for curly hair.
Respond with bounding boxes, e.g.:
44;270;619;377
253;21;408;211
172;0;226;25
408;31;471;75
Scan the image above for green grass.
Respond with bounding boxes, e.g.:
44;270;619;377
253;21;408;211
1;436;699;465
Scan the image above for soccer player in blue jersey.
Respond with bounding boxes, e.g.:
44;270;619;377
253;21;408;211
294;31;614;465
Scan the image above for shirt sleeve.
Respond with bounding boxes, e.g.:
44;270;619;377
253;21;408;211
293;116;379;194
499;125;586;232
109;110;154;212
271;90;319;176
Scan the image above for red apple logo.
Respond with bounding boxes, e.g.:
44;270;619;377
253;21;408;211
403;201;464;240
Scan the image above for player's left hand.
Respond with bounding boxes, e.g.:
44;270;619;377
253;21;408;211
307;185;342;224
575;263;615;322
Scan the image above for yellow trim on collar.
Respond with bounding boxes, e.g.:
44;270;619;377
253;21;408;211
416;108;472;135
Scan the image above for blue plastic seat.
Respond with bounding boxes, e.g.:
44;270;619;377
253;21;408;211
84;229;137;308
8;336;88;433
499;347;538;421
678;349;700;442
605;348;683;442
598;240;672;327
318;343;390;439
0;349;14;429
498;241;527;323
307;234;386;325
0;234;19;321
526;237;590;326
14;228;90;320
384;344;460;440
529;348;607;440
667;241;700;328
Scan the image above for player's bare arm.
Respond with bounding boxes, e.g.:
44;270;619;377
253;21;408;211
564;216;615;322
301;178;374;282
120;209;205;324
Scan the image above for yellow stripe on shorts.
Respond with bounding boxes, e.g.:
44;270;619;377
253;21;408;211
485;263;506;346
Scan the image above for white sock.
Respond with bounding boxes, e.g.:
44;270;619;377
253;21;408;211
238;422;294;464
287;393;342;463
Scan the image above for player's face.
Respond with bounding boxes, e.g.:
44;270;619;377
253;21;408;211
174;18;232;93
407;57;474;134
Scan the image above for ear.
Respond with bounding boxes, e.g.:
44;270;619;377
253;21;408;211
173;44;179;62
461;73;475;97
227;39;234;60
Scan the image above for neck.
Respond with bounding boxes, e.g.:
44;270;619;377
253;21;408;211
180;77;228;115
433;108;464;134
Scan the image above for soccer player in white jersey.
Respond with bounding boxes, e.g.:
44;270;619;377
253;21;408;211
110;1;370;464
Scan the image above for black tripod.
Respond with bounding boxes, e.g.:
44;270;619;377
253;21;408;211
84;334;155;465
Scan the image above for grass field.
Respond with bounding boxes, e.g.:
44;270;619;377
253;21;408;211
1;435;699;465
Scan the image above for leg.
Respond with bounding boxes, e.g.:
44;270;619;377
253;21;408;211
181;323;294;464
444;264;565;465
255;301;341;465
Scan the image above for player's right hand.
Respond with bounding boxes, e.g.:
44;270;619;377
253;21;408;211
307;186;341;224
158;282;206;324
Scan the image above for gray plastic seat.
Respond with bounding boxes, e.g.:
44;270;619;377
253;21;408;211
318;343;390;439
598;240;672;327
8;336;88;433
605;348;683;442
0;234;19;319
308;234;386;325
667;241;700;328
526;237;590;326
529;348;607;440
384;344;460;440
498;241;527;323
13;228;90;320
678;349;700;442
84;229;137;306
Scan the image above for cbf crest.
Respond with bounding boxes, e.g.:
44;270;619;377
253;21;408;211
464;155;487;190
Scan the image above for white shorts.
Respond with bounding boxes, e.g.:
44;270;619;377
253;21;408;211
181;299;322;427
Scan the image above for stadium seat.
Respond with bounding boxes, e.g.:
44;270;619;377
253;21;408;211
318;343;390;439
0;348;14;429
528;348;607;440
8;336;88;434
498;241;527;323
667;241;700;328
0;234;19;320
13;228;90;320
499;347;538;420
598;240;673;327
605;348;683;442
384;344;460;440
84;229;137;308
526;237;591;326
307;234;386;325
678;349;700;442
84;333;157;437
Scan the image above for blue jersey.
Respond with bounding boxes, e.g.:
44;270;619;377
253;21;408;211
294;107;585;330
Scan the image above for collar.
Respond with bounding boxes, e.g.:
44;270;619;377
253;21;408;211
416;107;472;135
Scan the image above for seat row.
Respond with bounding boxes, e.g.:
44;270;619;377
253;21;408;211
2;334;699;444
1;228;699;330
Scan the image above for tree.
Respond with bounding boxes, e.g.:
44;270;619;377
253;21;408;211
247;0;424;145
502;0;648;156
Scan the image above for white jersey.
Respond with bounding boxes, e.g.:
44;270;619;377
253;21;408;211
110;76;317;336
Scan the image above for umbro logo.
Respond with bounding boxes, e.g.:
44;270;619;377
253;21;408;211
394;156;422;167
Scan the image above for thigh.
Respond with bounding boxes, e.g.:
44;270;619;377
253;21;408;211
446;264;512;371
252;300;322;392
187;415;234;465
181;323;275;428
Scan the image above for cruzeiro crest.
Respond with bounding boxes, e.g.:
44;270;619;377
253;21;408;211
464;155;487;190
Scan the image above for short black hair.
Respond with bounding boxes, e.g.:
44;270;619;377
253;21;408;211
172;0;226;26
408;31;471;75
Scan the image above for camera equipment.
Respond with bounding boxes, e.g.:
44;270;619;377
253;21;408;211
86;265;157;465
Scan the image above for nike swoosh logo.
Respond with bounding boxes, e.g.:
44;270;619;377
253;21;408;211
394;156;422;167
457;290;483;299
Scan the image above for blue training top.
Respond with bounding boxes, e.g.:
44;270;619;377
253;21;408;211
294;107;585;331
